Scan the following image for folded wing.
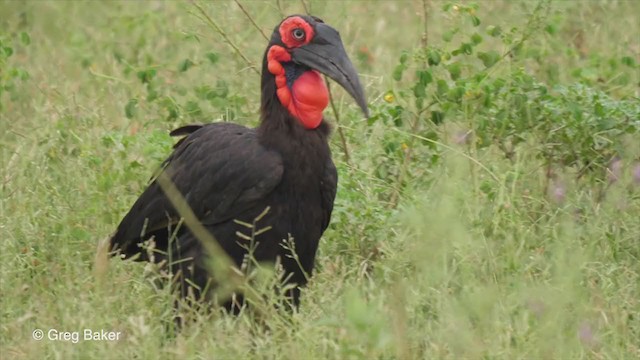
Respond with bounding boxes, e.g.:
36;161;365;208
109;122;284;261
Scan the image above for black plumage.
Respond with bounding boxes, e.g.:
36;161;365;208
109;15;367;314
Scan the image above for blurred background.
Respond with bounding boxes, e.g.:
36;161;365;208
1;1;639;358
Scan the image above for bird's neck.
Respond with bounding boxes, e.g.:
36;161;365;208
257;103;331;146
258;76;332;152
260;48;330;130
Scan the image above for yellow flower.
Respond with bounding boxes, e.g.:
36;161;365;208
384;92;395;103
401;143;409;151
464;90;475;100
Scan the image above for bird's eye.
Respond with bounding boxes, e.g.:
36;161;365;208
292;28;305;40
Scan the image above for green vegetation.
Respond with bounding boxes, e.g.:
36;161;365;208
1;1;639;358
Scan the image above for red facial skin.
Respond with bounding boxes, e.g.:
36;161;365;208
267;17;329;130
279;16;315;48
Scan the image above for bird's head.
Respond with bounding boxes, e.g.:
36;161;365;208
261;15;368;130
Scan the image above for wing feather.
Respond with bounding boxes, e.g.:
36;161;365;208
320;158;338;231
110;122;284;258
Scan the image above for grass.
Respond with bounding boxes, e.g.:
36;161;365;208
1;0;639;359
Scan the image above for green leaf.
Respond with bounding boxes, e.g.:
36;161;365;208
15;69;29;81
427;49;441;66
179;58;194;72
486;25;502;37
195;85;216;100
384;140;399;154
417;69;433;86
447;62;461;80
431;111;445;125
594;102;605;117
146;87;159;102
399;52;409;65
393;113;403;127
367;113;380;126
20;32;31;46
388;105;404;121
460;43;473;55
136;68;156;84
448;85;465;102
477;51;500;68
493;77;505;90
483;88;492;107
412;70;432;99
124;98;138;119
621;56;636;67
421;130;439;149
206;52;219;64
128;160;143;169
185;100;202;118
3;46;13;57
471;15;481;27
471;33;483;45
571;68;582;78
161;96;179;120
480;181;494;197
544;24;557;35
392;64;405;81
182;33;200;43
436;79;449;96
413;83;426;99
442;29;456;42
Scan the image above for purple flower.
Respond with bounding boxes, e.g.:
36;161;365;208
527;299;545;318
577;321;598;348
633;163;640;185
607;156;622;184
552;181;566;203
454;130;471;145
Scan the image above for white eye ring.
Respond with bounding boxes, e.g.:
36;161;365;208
292;28;305;40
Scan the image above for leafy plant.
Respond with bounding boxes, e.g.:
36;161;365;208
370;0;639;203
0;31;30;111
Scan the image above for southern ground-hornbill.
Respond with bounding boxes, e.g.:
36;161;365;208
109;15;368;314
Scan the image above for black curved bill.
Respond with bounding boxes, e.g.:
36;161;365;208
291;23;369;117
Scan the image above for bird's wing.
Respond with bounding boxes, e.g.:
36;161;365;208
320;157;338;231
110;122;284;257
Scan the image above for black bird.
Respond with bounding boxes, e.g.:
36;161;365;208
109;15;368;313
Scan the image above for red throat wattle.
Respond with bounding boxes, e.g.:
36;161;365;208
267;45;329;129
